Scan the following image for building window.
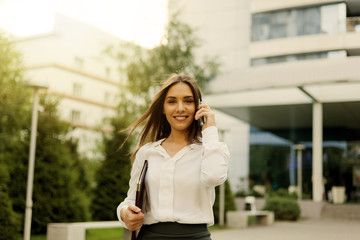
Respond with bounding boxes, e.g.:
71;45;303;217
251;50;347;66
71;110;81;123
251;3;346;42
73;83;82;96
105;67;111;79
104;91;110;104
74;57;84;70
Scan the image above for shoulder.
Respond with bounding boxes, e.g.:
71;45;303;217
137;139;164;155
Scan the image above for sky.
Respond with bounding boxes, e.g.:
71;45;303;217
0;0;168;48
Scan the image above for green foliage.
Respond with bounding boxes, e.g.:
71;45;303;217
263;196;300;221
0;163;20;240
235;189;265;198
249;145;291;190
213;180;236;224
268;188;297;200
7;97;92;234
91;117;134;220
106;13;220;112
86;227;124;240
1;33;91;234
29;97;91;233
0;33;28;239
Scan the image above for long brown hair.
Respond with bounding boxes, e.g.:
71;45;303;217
120;72;203;163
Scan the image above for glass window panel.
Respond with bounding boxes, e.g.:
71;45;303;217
288;9;303;37
251;3;346;42
303;7;321;35
252;13;271;41
268;55;287;64
270;11;288;39
251;58;267;66
327;50;347;58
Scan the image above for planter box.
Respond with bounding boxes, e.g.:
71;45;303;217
331;186;346;204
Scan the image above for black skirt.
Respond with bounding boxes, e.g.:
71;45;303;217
136;222;211;240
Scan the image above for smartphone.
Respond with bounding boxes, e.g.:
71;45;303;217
198;99;206;128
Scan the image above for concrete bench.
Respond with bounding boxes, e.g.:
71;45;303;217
47;221;125;240
226;210;274;228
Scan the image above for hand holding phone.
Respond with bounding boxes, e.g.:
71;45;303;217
198;99;207;127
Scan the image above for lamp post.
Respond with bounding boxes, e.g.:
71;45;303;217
24;82;48;240
218;129;227;227
294;144;305;200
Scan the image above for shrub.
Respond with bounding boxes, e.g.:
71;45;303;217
268;188;297;199
263;197;300;221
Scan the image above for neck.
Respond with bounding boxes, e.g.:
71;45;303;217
167;129;190;144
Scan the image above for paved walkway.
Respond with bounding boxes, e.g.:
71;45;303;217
210;219;360;240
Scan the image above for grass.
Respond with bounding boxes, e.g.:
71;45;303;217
16;228;124;240
20;224;223;240
30;236;46;240
86;228;124;240
208;224;229;231
17;235;46;240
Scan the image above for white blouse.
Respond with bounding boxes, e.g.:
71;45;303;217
116;126;230;227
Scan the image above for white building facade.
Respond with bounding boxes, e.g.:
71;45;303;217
172;0;360;202
16;13;125;159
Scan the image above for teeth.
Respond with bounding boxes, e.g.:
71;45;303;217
175;117;186;120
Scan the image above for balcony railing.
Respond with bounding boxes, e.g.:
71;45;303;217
347;17;360;33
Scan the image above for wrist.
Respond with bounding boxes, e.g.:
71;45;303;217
120;207;127;221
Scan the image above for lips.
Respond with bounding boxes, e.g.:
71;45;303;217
174;116;187;121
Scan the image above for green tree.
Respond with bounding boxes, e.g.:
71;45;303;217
26;97;91;233
9;97;92;234
94;14;221;220
0;33;29;239
91;116;134;220
1;33;91;234
0;163;20;240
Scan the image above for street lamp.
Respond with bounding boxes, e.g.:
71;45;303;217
23;82;48;240
218;129;227;227
294;144;306;200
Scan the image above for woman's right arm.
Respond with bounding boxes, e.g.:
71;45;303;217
116;147;146;230
120;205;144;231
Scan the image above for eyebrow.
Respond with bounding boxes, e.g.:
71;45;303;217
166;96;194;99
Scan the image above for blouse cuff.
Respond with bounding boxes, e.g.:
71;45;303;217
202;126;220;145
117;205;128;228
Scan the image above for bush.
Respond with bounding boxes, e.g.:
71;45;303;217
268;188;297;200
263;197;300;221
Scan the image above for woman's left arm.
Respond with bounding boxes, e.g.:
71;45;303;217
195;102;230;187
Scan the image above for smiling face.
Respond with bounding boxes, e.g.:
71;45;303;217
163;82;196;134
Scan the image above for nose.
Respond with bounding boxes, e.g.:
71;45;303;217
177;101;185;112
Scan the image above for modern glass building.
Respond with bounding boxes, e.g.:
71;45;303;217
173;0;360;203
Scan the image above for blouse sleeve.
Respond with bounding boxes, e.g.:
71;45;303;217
200;126;230;187
116;146;146;227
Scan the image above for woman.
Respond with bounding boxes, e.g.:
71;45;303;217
117;73;230;239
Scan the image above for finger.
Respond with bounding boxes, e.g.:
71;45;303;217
128;205;141;213
196;108;209;118
198;102;210;109
129;214;144;229
129;211;144;222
